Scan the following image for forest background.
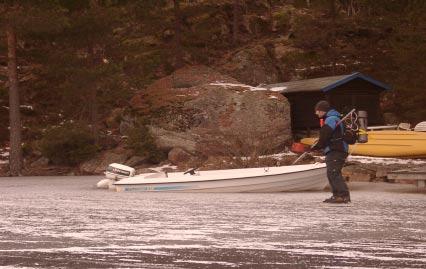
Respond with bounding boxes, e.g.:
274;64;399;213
1;0;425;176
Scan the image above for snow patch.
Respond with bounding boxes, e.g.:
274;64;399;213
348;155;426;165
210;82;267;91
0;148;9;164
261;152;297;159
210;82;288;93
268;86;287;92
149;164;178;172
20;105;34;110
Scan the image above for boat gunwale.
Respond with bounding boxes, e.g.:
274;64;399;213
114;165;326;186
118;174;327;192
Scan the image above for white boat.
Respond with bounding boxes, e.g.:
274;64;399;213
97;163;328;193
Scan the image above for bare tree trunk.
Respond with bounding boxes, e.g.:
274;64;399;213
267;0;274;32
173;0;183;68
87;42;102;143
6;24;23;176
306;0;311;8
351;0;358;16
232;0;240;45
329;0;336;20
342;0;357;16
89;85;98;143
88;0;101;143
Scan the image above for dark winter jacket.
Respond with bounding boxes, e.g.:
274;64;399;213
311;109;349;154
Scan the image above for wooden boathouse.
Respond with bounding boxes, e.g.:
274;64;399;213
265;72;392;130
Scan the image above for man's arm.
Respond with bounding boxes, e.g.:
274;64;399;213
311;124;334;151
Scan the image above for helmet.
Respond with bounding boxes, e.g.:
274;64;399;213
315;100;330;112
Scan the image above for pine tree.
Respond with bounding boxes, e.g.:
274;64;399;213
232;0;241;45
49;0;129;140
5;14;22;176
0;0;66;175
173;0;184;68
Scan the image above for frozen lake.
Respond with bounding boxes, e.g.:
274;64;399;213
0;176;425;268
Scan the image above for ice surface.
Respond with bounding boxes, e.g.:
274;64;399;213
0;176;424;268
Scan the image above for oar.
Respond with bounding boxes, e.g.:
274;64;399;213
292;151;309;165
292;140;318;165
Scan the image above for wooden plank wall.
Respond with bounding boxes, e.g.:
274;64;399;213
284;78;385;130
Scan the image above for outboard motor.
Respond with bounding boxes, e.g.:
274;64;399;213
357;110;368;143
105;163;135;180
97;163;136;190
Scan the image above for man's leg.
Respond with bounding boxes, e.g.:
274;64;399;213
325;153;338;197
326;151;350;200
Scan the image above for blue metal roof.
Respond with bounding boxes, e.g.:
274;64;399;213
321;72;392;92
265;72;392;94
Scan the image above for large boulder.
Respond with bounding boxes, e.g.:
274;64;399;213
79;146;133;175
168;147;194;165
185;85;291;157
130;65;292;158
149;126;198;152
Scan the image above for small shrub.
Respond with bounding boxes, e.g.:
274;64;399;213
196;128;278;168
126;124;165;164
0;107;8;143
39;123;98;165
274;10;291;33
22;142;33;157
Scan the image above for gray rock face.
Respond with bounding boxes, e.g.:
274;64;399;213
79;147;132;175
168;147;194;165
30;157;50;167
149;126;198;152
125;156;148;167
185;85;291;156
130;66;292;159
119;113;136;135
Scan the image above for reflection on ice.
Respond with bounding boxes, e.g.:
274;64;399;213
0;176;425;268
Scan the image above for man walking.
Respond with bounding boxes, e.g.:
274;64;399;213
311;100;351;203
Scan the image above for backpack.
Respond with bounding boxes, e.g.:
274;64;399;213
342;125;358;145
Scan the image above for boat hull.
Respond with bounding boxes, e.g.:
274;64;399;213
113;164;327;193
301;130;426;157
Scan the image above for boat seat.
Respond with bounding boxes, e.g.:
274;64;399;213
367;125;397;130
144;172;168;179
397;122;411;130
414;121;426;132
184;167;198;175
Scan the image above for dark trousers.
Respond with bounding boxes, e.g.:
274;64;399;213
325;151;349;197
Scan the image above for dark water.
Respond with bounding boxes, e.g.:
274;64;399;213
0;176;425;268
